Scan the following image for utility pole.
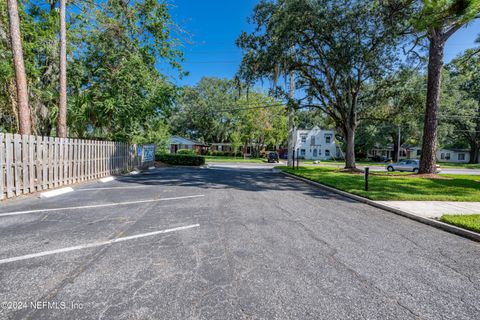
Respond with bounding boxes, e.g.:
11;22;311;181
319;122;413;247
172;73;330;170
287;46;295;167
397;125;401;162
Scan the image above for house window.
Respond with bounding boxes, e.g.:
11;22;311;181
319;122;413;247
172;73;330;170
313;149;317;157
325;135;331;144
301;135;307;143
441;153;445;160
311;136;316;146
300;149;306;156
458;153;465;161
325;149;330;157
445;153;451;160
416;150;421;156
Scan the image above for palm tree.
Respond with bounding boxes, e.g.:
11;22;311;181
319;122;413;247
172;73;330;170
418;1;480;173
57;0;68;137
7;0;32;134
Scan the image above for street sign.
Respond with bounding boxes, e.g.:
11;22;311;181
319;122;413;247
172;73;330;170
142;145;155;162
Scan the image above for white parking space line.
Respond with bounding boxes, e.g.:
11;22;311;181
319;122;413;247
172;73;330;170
99;176;115;183
0;195;205;217
40;187;74;198
77;186;151;191
0;224;200;265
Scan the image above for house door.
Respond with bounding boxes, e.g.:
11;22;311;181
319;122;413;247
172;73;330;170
171;144;178;154
313;149;317;158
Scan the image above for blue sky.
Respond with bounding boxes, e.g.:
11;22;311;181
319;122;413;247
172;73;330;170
161;0;480;87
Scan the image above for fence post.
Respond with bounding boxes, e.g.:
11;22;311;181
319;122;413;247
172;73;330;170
21;135;29;194
5;134;13;198
42;136;47;190
14;134;21;196
29;135;34;192
0;133;4;199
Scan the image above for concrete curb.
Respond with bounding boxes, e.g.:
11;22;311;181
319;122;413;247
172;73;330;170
281;171;480;243
40;187;74;199
99;176;115;183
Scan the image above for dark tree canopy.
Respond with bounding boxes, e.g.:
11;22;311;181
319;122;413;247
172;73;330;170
237;0;411;168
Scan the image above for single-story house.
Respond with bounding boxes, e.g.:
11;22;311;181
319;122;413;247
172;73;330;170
210;143;262;156
295;126;340;160
410;148;470;163
368;145;471;163
169;136;208;154
367;145;409;160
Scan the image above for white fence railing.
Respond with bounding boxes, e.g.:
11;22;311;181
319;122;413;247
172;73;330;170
0;133;155;200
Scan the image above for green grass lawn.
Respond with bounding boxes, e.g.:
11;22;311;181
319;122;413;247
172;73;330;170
302;160;480;170
301;160;380;167
440;215;480;233
281;166;480;201
204;156;266;163
437;162;480;169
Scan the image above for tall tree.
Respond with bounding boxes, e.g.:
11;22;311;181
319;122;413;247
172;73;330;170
359;69;426;161
415;0;480;173
6;0;31;134
57;0;67;137
170;78;238;143
67;0;182;141
443;48;480;163
238;0;411;169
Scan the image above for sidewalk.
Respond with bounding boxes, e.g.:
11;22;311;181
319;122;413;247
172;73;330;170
374;201;480;219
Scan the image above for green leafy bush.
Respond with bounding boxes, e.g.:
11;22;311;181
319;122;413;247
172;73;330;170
156;153;205;166
177;149;196;155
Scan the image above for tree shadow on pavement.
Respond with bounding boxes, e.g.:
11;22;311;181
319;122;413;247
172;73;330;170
114;167;357;203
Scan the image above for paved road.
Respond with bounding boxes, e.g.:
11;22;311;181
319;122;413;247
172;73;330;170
0;167;479;319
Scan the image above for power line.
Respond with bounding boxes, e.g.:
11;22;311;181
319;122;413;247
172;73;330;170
178;102;318;113
182;61;240;64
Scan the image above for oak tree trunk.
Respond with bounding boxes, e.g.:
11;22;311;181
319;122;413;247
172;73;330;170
469;143;479;164
344;126;356;169
419;32;445;174
392;132;399;162
472;108;480;164
7;0;31;135
57;0;68;138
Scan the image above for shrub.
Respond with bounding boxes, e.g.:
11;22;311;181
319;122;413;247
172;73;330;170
156;153;205;166
177;149;196;155
211;150;225;157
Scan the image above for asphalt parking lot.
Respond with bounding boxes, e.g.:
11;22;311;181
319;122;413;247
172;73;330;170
0;166;479;319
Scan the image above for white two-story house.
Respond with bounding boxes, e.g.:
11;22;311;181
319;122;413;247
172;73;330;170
295;126;338;160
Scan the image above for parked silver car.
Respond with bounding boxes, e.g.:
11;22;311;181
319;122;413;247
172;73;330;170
386;159;441;173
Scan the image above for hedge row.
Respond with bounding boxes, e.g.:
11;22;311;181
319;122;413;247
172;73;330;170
207;150;243;157
156;153;205;166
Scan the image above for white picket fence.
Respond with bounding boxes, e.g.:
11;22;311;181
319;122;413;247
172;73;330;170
0;133;153;200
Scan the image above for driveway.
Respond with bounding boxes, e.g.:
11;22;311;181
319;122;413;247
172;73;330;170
0;166;479;319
